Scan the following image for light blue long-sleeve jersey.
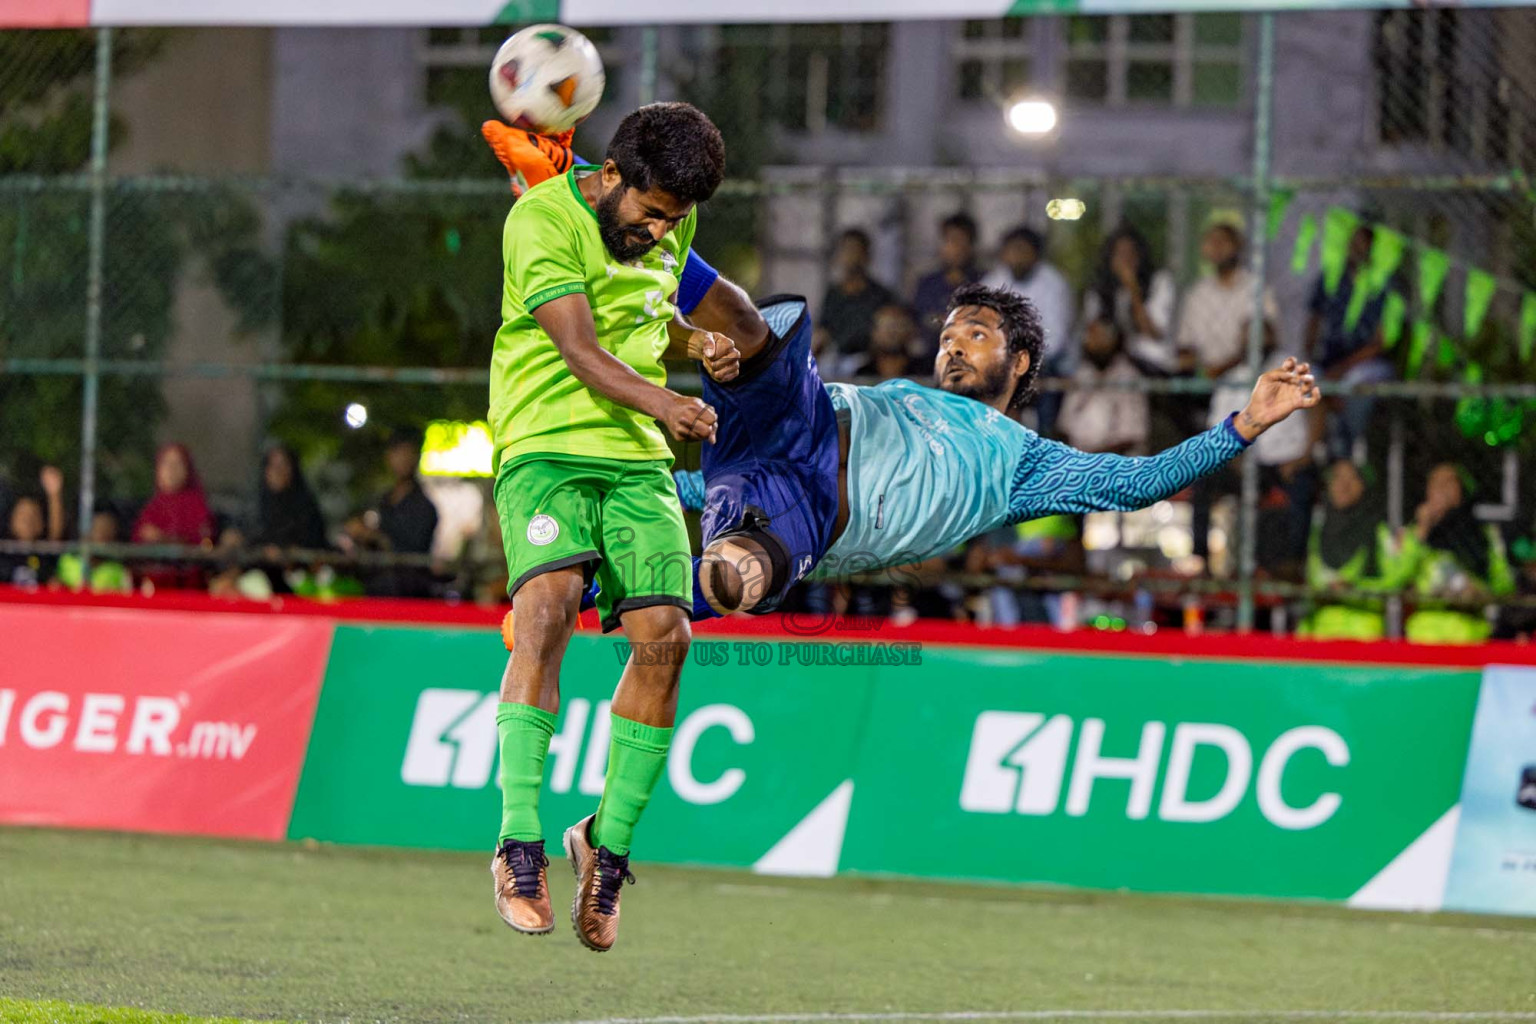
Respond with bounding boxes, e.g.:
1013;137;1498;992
673;378;1252;577
816;379;1249;575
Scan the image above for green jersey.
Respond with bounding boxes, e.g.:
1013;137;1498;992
490;165;695;467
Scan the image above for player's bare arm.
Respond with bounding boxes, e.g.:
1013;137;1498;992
532;293;717;443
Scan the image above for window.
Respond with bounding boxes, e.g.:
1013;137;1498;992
714;23;888;133
1063;13;1244;108
954;18;1032;102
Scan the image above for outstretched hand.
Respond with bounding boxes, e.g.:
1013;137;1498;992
480;121;577;197
1235;357;1321;442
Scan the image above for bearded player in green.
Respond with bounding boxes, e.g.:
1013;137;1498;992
489;102;739;951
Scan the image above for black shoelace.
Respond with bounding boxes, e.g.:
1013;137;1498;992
593;848;635;916
499;840;548;897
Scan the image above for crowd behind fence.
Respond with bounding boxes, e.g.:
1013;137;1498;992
2;13;1535;640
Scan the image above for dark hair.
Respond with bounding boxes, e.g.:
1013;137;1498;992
387;427;423;451
605;102;725;205
1207;222;1243;248
838;227;872;255
947;282;1044;411
941;212;978;245
1093;222;1155;318
1002;225;1044;255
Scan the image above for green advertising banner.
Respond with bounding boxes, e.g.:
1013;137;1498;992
288;626;876;869
288;625;1480;907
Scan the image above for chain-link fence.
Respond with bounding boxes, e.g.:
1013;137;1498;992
2;11;1535;638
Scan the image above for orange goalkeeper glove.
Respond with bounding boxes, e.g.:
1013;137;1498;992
480;121;577;197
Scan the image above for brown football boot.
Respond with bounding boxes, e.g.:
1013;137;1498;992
563;814;635;952
491;838;554;935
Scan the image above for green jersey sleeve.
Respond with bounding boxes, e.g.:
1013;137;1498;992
505;194;587;312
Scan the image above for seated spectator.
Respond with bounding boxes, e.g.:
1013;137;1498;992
1298;460;1409;640
816;228;896;375
1082;224;1178;376
912;213;984;357
967;515;1085;628
55;503;133;594
349;430;440;598
1304;225;1396;460
0;493;53;587
132;443;216;590
855;305;919;380
1402;463;1514;644
1058;318;1150;456
982;226;1074;434
1178;222;1305;569
253;444;328;559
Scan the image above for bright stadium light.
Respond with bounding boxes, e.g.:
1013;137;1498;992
344;402;368;429
1007;98;1057;136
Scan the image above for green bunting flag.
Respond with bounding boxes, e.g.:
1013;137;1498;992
1437;335;1458;371
1291;213;1317;276
1464;268;1497;338
1418;248;1450;310
1366;227;1405;294
1320;208;1359;295
1406;320;1433;379
1521;292;1536;363
1343;277;1370;332
1381;291;1407;349
1267;189;1295;241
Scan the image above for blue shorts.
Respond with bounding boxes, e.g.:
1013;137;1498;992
697;295;841;613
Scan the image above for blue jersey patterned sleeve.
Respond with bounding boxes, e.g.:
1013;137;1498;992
1006;414;1251;524
674;469;706;512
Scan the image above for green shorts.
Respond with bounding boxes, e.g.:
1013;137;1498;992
495;452;692;632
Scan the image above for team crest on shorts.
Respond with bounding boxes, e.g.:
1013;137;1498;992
527;514;559;546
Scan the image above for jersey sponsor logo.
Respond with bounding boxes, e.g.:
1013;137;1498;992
959;710;1349;830
527;514;559;546
401;690;753;806
661;250;678;274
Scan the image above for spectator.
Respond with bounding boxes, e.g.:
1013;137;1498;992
132;443;215;590
1178;223;1301;568
253;444;328;556
983;226;1074;434
855;305;919;380
1058;317;1150;456
55;503;133;594
817;228;896;374
0;493;53;587
1304;225;1395;460
133;443;215;547
912;213;983;356
967;515;1085;628
1298;459;1405;640
1082;224;1178;376
350;430;440;598
1402;463;1513;644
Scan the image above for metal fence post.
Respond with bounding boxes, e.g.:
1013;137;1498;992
639;26;659;106
1238;12;1276;633
77;27;113;547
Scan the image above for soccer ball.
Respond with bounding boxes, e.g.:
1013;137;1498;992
488;24;605;135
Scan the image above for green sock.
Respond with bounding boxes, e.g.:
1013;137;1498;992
497;702;557;844
592;714;674;856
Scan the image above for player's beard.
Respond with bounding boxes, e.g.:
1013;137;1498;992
597;186;659;263
938;357;1015;407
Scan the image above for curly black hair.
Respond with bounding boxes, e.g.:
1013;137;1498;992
606;102;725;205
946;282;1045;411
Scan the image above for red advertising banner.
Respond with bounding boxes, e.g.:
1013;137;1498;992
0;605;333;840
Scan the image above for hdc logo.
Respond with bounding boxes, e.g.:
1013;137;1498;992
959;712;1350;830
400;690;754;806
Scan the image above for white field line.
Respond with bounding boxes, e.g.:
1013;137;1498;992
540;1012;1536;1024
